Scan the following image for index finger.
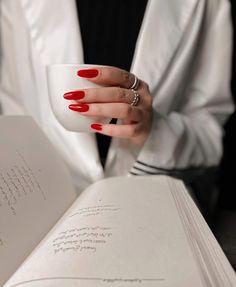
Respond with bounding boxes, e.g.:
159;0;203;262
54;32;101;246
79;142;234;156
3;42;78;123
77;66;136;89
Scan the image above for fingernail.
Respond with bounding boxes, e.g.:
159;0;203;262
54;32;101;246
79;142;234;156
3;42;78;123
77;69;99;78
91;123;103;131
68;104;89;112
64;90;85;100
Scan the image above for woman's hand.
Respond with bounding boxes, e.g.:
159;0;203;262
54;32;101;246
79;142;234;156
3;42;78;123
64;66;153;146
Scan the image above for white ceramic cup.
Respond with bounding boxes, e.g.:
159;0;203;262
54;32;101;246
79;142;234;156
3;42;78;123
47;64;110;132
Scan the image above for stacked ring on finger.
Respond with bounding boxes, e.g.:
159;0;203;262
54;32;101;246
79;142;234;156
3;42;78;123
129;75;140;91
130;89;140;106
129;75;140;106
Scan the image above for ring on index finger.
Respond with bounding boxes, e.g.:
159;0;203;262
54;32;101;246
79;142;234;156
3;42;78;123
129;75;140;91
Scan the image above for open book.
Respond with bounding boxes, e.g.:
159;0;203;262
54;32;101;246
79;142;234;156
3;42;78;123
0;116;235;287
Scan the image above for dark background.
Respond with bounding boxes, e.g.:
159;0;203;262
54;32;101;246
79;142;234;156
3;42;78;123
209;0;236;270
218;0;236;210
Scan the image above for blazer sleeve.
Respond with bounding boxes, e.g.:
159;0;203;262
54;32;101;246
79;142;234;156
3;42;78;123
131;0;234;179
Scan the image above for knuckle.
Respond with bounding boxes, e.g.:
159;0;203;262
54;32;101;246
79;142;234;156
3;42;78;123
146;95;153;107
121;70;132;86
142;81;150;91
128;125;139;137
117;87;127;102
124;105;133;117
139;82;150;95
122;70;130;82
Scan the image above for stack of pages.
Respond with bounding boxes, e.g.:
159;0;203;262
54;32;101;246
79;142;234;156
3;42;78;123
0;116;235;287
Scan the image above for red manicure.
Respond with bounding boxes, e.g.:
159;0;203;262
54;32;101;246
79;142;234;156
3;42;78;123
77;69;99;78
68;104;89;112
64;90;85;100
91;123;103;131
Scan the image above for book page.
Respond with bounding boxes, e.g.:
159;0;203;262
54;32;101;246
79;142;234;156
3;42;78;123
171;181;236;286
5;176;205;287
0;116;77;286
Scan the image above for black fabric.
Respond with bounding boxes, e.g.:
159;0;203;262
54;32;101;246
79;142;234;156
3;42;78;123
76;0;148;167
217;0;236;210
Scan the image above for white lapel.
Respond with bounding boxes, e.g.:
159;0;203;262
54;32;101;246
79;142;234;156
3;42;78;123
20;0;84;64
131;0;199;92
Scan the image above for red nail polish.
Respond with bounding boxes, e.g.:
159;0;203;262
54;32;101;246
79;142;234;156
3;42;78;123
64;90;85;100
77;69;99;78
91;123;103;131
68;104;89;112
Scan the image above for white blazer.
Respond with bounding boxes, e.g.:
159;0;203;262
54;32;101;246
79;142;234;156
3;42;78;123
0;0;233;193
